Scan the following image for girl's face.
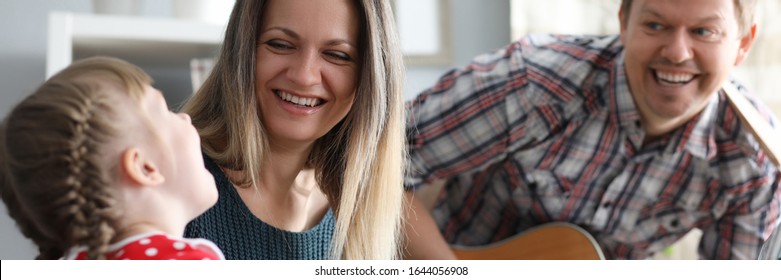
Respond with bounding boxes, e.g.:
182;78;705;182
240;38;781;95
255;0;360;149
137;85;217;219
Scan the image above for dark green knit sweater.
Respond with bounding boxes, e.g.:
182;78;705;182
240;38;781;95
184;155;335;259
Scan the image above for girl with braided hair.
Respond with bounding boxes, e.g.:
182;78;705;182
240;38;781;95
0;56;224;260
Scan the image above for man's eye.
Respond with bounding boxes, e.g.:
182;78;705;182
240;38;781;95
645;22;664;31
692;28;715;37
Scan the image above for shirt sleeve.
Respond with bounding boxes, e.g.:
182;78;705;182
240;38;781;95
699;170;781;259
699;86;781;259
405;41;532;190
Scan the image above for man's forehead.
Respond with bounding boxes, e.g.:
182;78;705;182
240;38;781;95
628;0;736;22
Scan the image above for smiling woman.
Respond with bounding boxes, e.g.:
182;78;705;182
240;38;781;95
180;0;407;260
255;0;360;146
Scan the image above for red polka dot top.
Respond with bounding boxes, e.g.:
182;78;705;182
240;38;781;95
62;232;225;260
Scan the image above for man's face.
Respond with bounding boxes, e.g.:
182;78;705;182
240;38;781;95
620;0;755;135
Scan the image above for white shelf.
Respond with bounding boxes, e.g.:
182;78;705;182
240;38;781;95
46;12;226;78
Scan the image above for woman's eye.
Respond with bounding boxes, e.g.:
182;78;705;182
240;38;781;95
265;40;294;50
325;51;352;62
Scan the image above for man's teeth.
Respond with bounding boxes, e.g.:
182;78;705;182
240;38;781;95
278;91;320;107
656;71;695;84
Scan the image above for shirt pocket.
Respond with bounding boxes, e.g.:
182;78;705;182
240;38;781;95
635;190;709;247
513;170;574;216
524;170;574;195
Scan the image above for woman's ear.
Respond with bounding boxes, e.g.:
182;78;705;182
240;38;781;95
120;147;165;187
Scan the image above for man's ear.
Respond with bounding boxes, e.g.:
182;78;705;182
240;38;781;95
120;147;165;187
735;23;757;66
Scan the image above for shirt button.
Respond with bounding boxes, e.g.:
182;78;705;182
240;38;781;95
602;201;612;208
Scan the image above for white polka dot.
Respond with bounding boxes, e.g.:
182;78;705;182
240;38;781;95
177;252;184;256
202;257;211;260
173;242;186;250
145;248;158;257
115;250;124;257
139;238;151;245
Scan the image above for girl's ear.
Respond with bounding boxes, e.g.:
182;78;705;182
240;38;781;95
120;147;165;187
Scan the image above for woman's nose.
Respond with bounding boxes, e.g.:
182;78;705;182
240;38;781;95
286;50;322;87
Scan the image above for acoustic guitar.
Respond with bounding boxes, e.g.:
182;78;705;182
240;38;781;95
722;82;781;168
451;222;605;260
449;83;781;260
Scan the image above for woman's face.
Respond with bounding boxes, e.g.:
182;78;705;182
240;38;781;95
255;0;360;149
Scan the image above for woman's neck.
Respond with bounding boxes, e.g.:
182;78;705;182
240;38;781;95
261;139;313;194
226;140;329;231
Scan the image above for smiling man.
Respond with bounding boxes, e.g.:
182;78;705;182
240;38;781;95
621;0;756;138
404;0;781;259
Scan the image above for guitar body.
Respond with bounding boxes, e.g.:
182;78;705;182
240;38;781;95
451;222;605;260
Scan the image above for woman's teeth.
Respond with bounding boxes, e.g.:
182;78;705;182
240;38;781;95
277;91;321;107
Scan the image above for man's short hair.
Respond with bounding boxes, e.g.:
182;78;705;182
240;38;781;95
620;0;757;36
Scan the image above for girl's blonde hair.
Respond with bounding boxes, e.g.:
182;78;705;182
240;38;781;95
0;57;151;259
180;0;407;259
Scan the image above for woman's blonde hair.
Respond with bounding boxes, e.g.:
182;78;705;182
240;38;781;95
180;0;407;259
0;57;151;259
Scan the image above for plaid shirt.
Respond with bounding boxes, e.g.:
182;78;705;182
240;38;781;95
406;34;781;259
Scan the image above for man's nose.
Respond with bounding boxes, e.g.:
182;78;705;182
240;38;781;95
660;29;694;64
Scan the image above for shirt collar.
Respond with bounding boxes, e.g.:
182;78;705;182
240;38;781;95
675;91;719;160
611;52;642;130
